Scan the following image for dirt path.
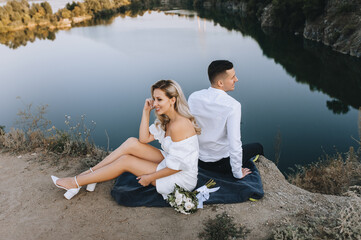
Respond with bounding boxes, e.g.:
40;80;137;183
0;152;349;240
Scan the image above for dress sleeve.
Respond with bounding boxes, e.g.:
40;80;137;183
149;124;164;142
165;139;198;171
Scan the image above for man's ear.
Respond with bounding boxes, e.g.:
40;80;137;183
217;79;224;88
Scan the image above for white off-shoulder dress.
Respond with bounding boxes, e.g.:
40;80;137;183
149;123;199;199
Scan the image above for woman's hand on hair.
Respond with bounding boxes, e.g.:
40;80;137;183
143;98;154;112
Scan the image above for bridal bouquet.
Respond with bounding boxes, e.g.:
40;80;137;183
167;179;219;214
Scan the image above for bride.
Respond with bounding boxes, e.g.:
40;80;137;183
51;80;201;200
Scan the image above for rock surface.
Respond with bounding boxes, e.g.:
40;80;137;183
303;0;361;57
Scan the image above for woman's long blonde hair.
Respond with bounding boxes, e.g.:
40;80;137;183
151;80;201;135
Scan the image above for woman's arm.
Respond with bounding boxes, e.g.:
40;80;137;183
137;167;180;186
139;98;155;143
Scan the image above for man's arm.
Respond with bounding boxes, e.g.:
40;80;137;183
226;103;244;178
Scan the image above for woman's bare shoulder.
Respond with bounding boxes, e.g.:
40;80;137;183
169;117;196;142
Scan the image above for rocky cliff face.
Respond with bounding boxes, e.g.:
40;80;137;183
303;0;361;57
198;0;360;57
257;0;361;57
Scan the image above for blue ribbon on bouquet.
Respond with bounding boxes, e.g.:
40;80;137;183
196;185;220;209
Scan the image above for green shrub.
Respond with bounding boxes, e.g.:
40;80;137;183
198;212;249;240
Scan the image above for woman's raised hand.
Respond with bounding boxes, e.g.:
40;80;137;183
143;98;154;112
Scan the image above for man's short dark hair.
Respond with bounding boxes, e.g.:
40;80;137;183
208;60;233;85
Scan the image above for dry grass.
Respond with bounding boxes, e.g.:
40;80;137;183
288;108;361;196
0;102;107;164
287;147;361;195
271;193;361;239
1;127;27;150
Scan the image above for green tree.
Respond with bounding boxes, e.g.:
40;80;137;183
0;21;7;33
41;2;53;16
72;6;82;17
0;8;11;25
84;0;102;14
60;8;72;19
10;11;22;21
22;14;31;24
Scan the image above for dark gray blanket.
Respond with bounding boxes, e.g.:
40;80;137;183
111;157;264;207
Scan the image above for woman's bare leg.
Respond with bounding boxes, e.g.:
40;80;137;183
80;137;163;175
57;154;159;189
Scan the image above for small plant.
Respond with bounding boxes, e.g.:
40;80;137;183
15;97;51;134
47;114;98;156
272;223;314;240
198;212;249;240
336;196;361;239
274;127;282;166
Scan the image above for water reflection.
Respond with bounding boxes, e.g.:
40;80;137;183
193;7;361;113
0;27;57;49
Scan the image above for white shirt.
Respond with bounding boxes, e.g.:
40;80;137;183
188;87;243;178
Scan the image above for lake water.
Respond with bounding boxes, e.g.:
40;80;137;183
1;6;360;173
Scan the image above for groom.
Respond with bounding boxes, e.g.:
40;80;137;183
188;60;263;179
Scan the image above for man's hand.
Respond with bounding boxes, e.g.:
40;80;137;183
136;174;154;187
239;168;252;179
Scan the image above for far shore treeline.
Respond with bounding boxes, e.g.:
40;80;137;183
0;0;132;33
0;0;328;34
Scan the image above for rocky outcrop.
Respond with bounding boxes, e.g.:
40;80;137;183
205;0;361;57
303;0;361;57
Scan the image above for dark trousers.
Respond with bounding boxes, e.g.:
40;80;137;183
198;143;264;175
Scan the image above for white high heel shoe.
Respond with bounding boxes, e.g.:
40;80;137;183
51;175;81;200
86;168;97;192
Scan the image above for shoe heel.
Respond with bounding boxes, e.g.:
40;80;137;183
86;183;97;192
64;188;80;200
63;176;81;200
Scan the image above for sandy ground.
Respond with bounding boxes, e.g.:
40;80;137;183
0;152;349;240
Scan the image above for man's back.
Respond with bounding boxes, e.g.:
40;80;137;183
188;87;242;164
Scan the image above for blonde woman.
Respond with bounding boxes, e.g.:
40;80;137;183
51;80;201;200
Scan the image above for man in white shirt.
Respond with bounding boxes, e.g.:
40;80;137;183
188;60;263;179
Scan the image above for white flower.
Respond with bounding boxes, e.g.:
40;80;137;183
175;190;181;199
175;197;183;206
184;202;193;211
185;197;192;203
